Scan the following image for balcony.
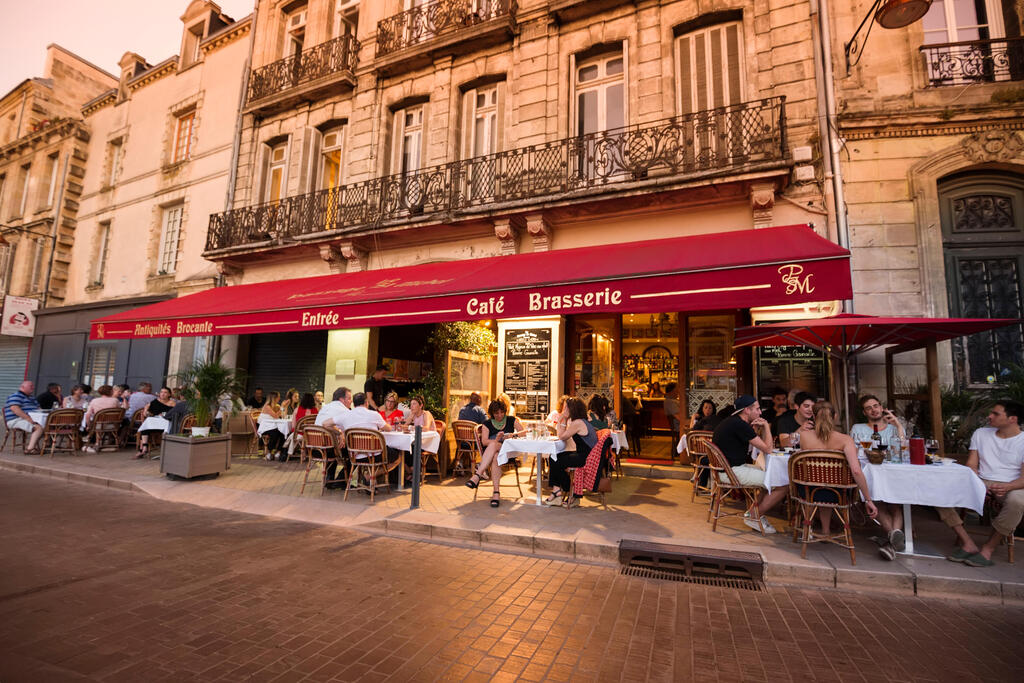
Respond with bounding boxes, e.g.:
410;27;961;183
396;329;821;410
245;35;360;114
206;96;787;254
374;0;516;76
920;38;1024;87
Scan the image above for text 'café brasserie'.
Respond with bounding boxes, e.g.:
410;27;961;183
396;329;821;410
91;226;851;452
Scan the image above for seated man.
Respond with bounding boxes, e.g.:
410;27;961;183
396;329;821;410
36;383;62;410
850;394;907;554
711;395;787;533
337;392;397;486
938;400;1024;567
4;380;44;454
458;392;487;425
775;391;816;445
315;387;351;429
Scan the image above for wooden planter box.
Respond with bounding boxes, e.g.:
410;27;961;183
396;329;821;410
224;414;257;457
160;433;231;479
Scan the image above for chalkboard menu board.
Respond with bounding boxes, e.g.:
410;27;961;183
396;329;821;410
757;345;827;398
503;328;551;419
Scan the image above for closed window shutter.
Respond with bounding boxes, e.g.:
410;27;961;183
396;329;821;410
390;111;404;176
460;89;475;161
494;81;506;154
678;22;744;114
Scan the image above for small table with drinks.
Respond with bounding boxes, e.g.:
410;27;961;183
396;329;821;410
498;430;565;506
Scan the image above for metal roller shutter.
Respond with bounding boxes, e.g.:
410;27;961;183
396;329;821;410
0;337;31;405
246;331;327;397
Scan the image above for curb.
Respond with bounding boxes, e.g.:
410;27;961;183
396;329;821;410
4;457;1022;604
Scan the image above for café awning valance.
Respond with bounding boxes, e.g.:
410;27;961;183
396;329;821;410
90;224;852;340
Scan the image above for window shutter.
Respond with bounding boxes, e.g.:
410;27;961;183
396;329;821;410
256;145;270;204
725;24;741;105
678;35;693;115
494;81;506;154
419;102;430;169
389;111;404;176
460;88;475;161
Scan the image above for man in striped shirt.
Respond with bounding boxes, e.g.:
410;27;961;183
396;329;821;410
4;380;44;453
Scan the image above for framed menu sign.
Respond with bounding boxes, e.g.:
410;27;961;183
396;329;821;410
756;345;827;398
503;328;551;419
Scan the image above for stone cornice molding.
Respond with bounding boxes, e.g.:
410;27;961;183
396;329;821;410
201;17;252;55
959;129;1024;164
127;58;178;92
82;90;118;117
0;117;84;161
839;113;1024;141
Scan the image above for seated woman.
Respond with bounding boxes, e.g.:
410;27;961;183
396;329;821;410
81;385;121;452
546;395;569;429
63;384;89;410
286;392;319;456
465;400;524;507
379;391;404;427
497;392;514;417
587;395;610;430
403;395;434;431
796;401;878;538
545;397;597;507
260;391;287;461
690;399;717;431
136;387;175;458
281;388;300;417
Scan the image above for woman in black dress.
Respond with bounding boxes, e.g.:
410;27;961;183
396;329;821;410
545;397;597;506
137;386;175;458
465;400;523;507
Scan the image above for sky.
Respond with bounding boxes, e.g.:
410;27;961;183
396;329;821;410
0;0;257;96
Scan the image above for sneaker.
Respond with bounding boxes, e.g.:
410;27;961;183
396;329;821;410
889;529;906;552
266;453;274;461
743;511;777;534
963;552;995;567
84;447;97;454
946;547;972;563
878;542;896;561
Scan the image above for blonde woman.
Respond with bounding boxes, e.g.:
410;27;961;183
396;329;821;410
281;388;300;416
798;401;878;538
259;391;286;460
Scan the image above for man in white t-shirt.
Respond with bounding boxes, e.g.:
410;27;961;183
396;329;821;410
337;393;392;436
315;387;352;428
939;400;1024;567
850;394;908;558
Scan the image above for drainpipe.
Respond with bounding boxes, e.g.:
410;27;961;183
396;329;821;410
811;0;853;303
41;149;70;309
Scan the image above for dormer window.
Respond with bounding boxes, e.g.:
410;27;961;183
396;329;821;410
182;22;205;68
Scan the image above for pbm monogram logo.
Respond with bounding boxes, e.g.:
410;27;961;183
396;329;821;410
778;264;815;295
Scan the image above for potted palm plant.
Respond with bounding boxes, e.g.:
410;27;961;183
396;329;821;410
160;355;246;480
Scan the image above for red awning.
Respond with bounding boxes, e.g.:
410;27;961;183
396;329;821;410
90;224;851;340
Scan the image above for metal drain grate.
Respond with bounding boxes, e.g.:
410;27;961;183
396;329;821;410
621;565;763;591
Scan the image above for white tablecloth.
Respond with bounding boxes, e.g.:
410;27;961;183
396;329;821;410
764;452;792;489
257;415;291;438
383;430;441;453
863;462;986;514
138;416;170;433
497;437;563;466
611;430;628;452
28;411;48;427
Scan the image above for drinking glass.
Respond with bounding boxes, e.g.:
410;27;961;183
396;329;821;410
925;439;939;456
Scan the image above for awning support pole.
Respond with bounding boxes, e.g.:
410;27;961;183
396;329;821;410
410;425;422;509
927;341;944;453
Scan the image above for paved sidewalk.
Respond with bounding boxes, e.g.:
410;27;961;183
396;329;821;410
2;448;1022;603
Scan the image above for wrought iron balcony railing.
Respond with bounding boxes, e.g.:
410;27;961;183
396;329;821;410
920;37;1024;86
376;0;516;57
247;35;360;104
206;96;786;252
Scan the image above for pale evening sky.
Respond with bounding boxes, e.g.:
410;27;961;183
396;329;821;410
0;0;257;96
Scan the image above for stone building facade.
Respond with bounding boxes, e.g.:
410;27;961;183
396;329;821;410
0;45;116;399
27;1;252;394
196;0;841;411
832;0;1024;394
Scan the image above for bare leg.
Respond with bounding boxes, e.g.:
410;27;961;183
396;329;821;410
978;530;1005;560
949;523;981;554
876;502;896;533
27;425;43;450
755;487;787;517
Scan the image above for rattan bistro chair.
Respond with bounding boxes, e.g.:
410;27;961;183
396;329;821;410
473;423;525;501
419;419;446;483
42;408;84;457
180;414;197;436
788;450;859;565
291;414;317;465
300;425;343;495
344;428;389;502
120;408;146;449
686;430;715;501
88;408;125;452
705;442;770;535
451;420;482;477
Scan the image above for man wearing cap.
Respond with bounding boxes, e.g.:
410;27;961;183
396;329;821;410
712;394;787;533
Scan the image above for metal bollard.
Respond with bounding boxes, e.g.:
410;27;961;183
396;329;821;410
410;425;422;509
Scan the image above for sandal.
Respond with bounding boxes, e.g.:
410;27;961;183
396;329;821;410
24;448;41;455
490;492;500;508
543;491;563;506
465;473;481;489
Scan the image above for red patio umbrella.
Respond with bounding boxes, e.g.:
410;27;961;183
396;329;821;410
733;313;1021;432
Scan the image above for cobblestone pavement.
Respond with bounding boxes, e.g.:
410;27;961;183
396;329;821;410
1;471;1022;683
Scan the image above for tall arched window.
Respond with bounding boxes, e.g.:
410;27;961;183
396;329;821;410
940;171;1024;386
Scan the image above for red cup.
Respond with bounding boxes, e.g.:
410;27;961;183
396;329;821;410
909;437;926;465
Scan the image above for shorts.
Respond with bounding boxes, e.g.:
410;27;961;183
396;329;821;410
721;464;766;488
6;418;38;433
794;484;840;504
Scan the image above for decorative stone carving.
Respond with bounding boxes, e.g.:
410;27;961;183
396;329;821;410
960;129;1024;164
216;261;241;278
318;244;345;274
493;216;523;255
749;183;776;228
334;241;367;273
525;213;553;251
